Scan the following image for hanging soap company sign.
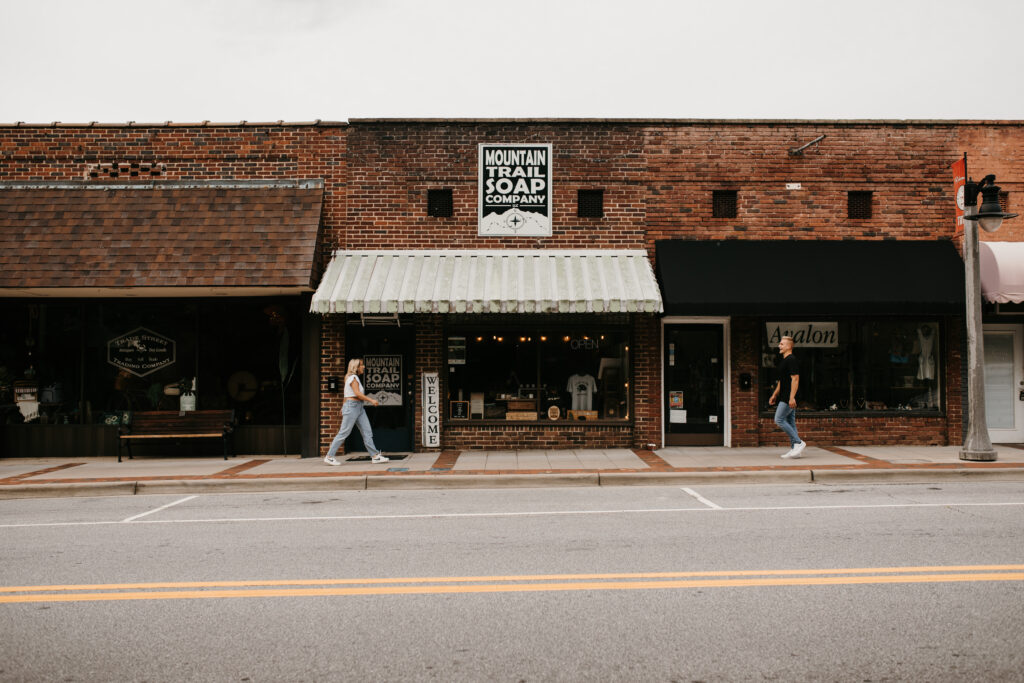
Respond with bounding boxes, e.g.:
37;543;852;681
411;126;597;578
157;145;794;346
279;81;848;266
422;372;440;447
107;327;176;377
766;322;839;348
479;143;552;236
363;355;402;406
952;155;967;236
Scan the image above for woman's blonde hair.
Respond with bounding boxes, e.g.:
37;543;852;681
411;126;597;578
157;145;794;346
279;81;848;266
345;358;362;378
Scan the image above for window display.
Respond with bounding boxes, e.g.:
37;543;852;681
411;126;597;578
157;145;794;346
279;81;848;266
760;319;942;413
447;325;630;422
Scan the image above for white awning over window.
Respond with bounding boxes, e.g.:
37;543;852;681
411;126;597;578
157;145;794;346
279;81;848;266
311;249;663;314
980;241;1024;304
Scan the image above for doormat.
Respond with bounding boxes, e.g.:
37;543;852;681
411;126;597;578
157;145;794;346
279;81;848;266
345;454;408;462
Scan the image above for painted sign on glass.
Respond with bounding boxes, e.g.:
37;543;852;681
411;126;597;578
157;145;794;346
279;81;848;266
364;354;402;406
107;327;176;377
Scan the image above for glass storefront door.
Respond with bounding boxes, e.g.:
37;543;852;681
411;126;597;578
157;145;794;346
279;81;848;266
984;324;1024;443
343;323;415;453
664;324;725;446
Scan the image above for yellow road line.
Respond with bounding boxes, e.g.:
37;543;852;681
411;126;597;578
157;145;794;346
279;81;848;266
2;564;1022;593
1;571;1023;604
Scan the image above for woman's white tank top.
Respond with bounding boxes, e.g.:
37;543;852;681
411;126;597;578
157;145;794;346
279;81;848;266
344;374;362;399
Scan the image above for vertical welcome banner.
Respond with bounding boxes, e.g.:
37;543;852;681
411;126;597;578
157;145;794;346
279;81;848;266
422;372;440;447
952;155;967;236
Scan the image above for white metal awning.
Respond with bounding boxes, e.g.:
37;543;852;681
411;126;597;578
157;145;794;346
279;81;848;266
980;241;1024;304
311;249;664;314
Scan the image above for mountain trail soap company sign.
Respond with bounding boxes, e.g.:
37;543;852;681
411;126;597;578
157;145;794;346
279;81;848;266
363;355;402;406
479;143;552;236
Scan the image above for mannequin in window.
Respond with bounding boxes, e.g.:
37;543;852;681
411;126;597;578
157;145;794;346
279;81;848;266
917;324;935;381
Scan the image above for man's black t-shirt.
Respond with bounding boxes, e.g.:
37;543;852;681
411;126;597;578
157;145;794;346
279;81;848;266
776;354;800;403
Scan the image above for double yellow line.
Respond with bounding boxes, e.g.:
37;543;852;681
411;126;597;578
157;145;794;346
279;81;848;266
2;565;1022;604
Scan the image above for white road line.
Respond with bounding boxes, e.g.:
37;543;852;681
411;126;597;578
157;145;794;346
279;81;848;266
681;487;722;509
1;501;1023;529
121;495;198;523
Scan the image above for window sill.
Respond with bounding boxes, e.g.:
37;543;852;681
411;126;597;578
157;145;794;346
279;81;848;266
759;410;944;418
446;419;632;427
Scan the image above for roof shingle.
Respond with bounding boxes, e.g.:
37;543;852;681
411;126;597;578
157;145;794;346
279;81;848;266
0;182;323;291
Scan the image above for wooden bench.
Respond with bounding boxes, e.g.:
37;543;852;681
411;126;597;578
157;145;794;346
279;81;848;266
118;410;236;462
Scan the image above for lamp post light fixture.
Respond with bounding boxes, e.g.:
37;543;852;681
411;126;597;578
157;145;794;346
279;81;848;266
960;174;1018;461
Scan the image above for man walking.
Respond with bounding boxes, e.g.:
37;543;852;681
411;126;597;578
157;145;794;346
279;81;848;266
768;335;807;459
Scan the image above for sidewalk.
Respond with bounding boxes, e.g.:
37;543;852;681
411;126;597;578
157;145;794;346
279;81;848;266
3;445;1024;499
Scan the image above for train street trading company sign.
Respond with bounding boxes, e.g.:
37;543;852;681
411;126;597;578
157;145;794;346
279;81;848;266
479;143;552;237
107;327;176;377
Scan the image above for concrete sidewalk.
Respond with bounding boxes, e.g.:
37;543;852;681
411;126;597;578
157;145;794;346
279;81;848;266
2;444;1024;499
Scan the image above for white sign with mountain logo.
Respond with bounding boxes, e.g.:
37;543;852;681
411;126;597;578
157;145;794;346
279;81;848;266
479;143;552;236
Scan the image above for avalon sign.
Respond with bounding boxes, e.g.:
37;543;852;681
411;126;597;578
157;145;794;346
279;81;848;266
478;143;552;237
766;322;838;348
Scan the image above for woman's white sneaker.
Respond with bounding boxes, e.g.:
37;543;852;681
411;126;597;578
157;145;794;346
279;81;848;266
324;456;340;466
371;454;390;464
782;442;807;459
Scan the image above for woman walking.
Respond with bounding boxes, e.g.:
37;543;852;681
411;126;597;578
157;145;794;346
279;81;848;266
324;358;389;465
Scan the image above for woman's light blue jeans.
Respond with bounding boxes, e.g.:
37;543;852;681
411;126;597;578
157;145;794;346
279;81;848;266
774;402;801;448
326;400;380;460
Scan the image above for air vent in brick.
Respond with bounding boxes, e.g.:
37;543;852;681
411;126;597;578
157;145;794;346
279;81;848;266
577;189;604;218
712;190;738;218
999;191;1010;213
427;189;454;217
86;162;165;180
848;191;873;219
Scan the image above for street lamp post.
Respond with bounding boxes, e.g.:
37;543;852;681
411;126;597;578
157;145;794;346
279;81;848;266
960;174;1018;461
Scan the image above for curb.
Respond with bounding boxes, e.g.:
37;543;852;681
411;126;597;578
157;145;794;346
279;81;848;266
811;467;1024;483
599;470;813;486
367;473;601;489
136;477;368;495
0;481;137;500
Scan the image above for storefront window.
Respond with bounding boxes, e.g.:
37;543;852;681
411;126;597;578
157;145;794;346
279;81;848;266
760;319;941;413
0;299;304;427
447;325;630;421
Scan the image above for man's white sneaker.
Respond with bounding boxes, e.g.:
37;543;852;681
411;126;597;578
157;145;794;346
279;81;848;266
371;454;390;464
324;456;340;466
780;448;796;459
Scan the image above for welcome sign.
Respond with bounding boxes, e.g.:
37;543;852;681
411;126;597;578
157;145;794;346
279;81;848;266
478;143;552;236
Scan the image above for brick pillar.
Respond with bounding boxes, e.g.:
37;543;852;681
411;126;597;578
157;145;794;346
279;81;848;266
730;318;762;447
414;315;443;452
318;315;346;457
633;314;661;448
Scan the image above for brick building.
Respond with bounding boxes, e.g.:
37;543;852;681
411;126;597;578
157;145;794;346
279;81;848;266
1;119;1022;457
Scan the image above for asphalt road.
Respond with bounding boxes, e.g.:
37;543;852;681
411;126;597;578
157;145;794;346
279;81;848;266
1;482;1023;682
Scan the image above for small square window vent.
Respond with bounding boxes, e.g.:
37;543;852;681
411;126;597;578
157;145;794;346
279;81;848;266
999;191;1010;213
848;191;873;220
577;189;604;218
712;190;738;218
427;189;453;218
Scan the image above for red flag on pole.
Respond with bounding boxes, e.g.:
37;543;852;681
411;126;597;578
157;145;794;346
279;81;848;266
952;154;967;236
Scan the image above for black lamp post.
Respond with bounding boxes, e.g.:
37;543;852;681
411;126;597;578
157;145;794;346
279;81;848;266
960;175;1018;461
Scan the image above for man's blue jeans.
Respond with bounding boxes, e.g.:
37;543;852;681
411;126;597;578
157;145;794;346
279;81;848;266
774;402;801;447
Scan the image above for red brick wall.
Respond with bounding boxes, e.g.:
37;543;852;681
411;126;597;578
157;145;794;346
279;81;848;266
342;123;648;250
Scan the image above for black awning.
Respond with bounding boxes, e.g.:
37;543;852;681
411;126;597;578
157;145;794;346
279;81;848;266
656;240;965;316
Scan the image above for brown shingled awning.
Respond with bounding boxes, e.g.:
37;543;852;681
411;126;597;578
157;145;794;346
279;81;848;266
0;181;323;297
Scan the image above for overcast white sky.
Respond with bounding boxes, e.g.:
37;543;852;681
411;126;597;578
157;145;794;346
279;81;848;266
2;0;1022;123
